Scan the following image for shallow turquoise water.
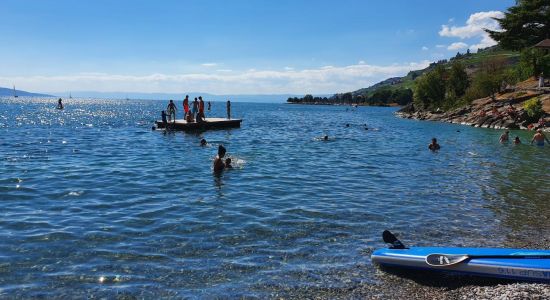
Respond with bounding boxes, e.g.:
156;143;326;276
1;97;549;298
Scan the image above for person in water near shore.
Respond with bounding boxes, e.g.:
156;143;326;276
183;95;189;118
213;145;227;172
167;100;177;122
531;129;550;146
225;157;233;169
428;138;440;151
499;130;510;143
514;136;521;144
57;98;64;109
200;138;207;146
226;100;231;119
323;135;329;141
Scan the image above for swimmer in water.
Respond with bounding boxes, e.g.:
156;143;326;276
323;135;329;141
213;145;226;172
428;138;440;151
514;136;521;144
200;138;207;146
531;129;550;146
225;158;233;169
499;130;509;143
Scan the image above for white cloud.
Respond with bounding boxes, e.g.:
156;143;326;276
447;42;468;51
422;46;429;51
358;60;366;64
201;63;218;67
469;34;498;51
439;11;503;51
284;66;294;71
0;61;431;94
216;69;233;73
436;45;446;48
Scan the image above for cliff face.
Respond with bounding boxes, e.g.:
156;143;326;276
396;78;550;130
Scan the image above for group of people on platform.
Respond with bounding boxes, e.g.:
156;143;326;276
164;96;209;123
161;96;232;124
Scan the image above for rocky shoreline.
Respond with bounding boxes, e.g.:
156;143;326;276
396;79;550;132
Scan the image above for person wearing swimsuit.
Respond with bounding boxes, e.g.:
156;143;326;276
167;100;177;122
531;129;550;146
183;95;189;118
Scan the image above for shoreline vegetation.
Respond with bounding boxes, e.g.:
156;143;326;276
288;0;550;133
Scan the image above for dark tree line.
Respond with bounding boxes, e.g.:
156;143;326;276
287;88;413;106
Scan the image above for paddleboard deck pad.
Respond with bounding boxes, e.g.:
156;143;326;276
372;247;550;282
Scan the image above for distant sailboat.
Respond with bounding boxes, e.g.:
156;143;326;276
69;92;72;99
13;85;18;98
125;94;130;100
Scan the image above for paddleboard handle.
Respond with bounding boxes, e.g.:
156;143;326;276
382;230;407;249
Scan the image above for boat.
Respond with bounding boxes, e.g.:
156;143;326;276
371;231;550;282
69;92;72;99
13;85;18;98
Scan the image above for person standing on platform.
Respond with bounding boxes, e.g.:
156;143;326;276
197;96;205;122
167;100;177;122
226;100;231;119
183;95;189;119
192;97;199;120
208;101;211;111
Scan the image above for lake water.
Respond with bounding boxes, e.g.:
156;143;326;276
1;97;549;298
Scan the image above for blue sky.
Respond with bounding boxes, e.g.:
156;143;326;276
0;0;514;94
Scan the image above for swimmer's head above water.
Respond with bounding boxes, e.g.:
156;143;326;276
218;145;226;158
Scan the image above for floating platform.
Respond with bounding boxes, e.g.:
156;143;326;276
155;118;242;131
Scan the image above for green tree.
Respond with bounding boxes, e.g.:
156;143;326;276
342;92;353;103
464;57;510;102
447;61;469;98
393;89;413;105
523;97;544;122
487;0;550;50
414;65;446;110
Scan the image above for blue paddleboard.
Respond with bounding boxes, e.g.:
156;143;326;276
372;247;550;282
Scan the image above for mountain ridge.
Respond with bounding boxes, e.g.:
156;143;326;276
0;87;54;97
